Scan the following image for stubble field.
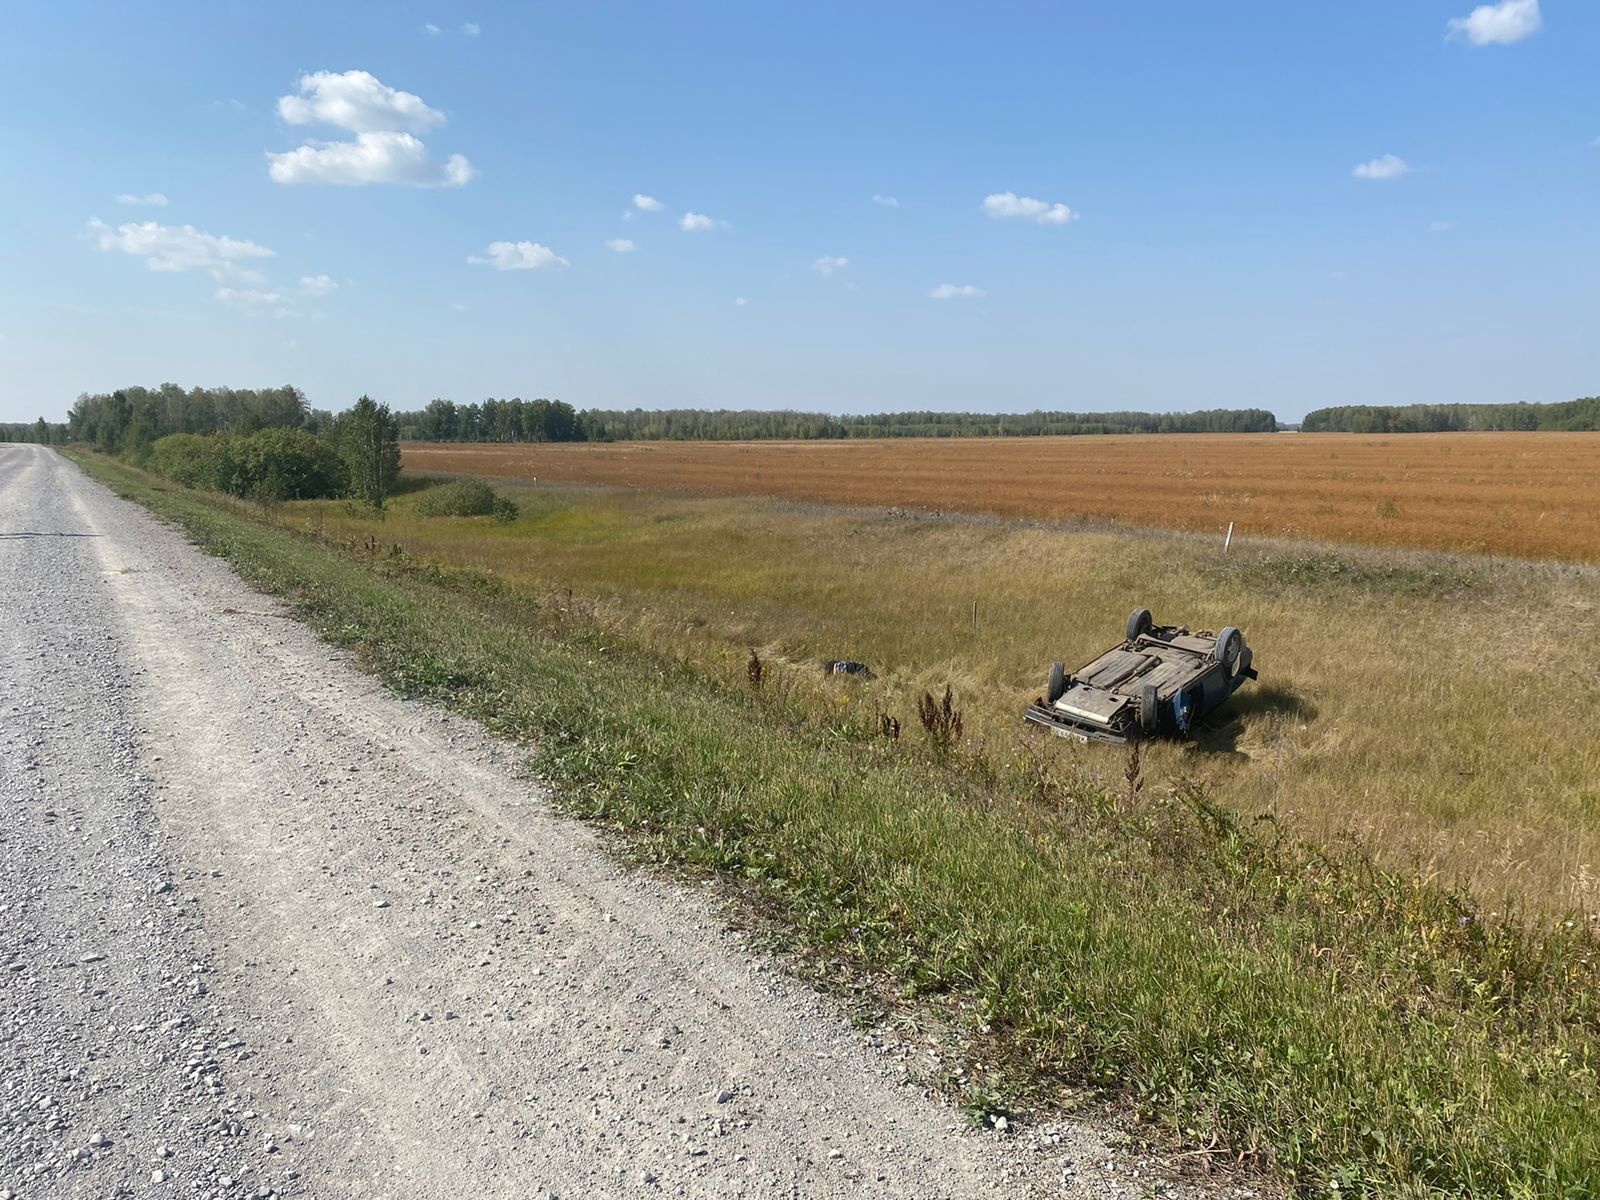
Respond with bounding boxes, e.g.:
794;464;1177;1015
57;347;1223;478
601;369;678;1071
404;431;1600;564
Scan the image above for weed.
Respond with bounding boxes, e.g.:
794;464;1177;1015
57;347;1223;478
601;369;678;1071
917;686;963;751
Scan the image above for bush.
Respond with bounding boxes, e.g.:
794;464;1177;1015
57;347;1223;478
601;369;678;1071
231;427;344;502
414;478;518;522
147;429;343;501
149;433;225;490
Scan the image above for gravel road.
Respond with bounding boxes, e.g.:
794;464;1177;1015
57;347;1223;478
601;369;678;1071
1;445;1240;1199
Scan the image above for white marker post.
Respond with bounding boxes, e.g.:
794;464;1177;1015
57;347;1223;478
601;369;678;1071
1224;522;1234;554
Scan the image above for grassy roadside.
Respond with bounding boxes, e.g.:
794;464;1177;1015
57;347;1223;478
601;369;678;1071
278;473;1600;915
73;450;1600;1198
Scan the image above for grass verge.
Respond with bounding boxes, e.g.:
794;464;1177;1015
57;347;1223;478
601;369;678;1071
73;450;1600;1199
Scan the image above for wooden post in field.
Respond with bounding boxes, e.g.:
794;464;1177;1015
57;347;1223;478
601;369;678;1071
1224;522;1234;554
972;599;978;634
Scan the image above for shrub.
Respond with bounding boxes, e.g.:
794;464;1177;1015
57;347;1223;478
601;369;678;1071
231;427;344;502
147;429;343;501
414;478;518;522
149;433;225;490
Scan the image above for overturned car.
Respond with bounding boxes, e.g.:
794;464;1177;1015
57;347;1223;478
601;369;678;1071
1024;608;1257;744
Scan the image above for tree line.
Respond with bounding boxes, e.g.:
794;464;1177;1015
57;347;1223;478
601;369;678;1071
398;397;588;443
1302;398;1600;433
45;384;400;506
395;403;1280;442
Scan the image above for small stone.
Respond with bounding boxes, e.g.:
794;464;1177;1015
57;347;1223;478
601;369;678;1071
640;1168;657;1184
827;1149;843;1160
89;1132;110;1148
151;1169;166;1184
715;1089;735;1104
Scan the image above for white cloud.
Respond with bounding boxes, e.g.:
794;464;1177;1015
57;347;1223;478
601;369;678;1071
872;194;899;207
680;212;728;232
633;193;663;212
468;241;570;270
271;71;472;187
733;297;748;306
422;22;441;36
811;255;848;277
1428;220;1453;233
1352;154;1411;180
88;218;275;282
1448;0;1541;46
982;192;1078;225
268;132;474;187
299;274;338;295
451;301;467;311
605;238;635;253
278;70;444;134
930;283;985;300
215;287;283;306
462;22;481;36
116;192;168;207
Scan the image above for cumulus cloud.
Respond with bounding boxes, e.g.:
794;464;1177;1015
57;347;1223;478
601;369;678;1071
872;194;898;207
462;22;480;36
930;283;985;300
116;192;168;207
982;192;1078;225
271;70;472;187
422;22;441;36
680;212;728;232
278;70;444;134
299;274;338;295
1352;154;1411;180
733;297;748;306
605;238;635;253
468;241;570;270
87;218;275;282
633;194;663;212
268;131;474;187
1448;0;1541;45
811;256;848;277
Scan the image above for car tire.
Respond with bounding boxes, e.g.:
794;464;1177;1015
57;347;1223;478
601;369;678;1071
1046;662;1066;704
1214;627;1243;675
1126;607;1153;642
1139;684;1160;732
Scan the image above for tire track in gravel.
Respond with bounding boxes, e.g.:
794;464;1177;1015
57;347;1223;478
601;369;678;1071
3;446;1243;1200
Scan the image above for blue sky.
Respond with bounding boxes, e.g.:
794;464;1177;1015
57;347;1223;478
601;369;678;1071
1;0;1595;423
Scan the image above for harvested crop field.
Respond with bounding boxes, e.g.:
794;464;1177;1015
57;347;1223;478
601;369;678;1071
404;431;1600;564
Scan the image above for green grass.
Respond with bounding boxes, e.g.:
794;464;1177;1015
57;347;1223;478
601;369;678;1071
73;451;1600;1199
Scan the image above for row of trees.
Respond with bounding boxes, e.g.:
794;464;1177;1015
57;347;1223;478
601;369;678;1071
396;403;1279;443
63;385;332;462
44;385;400;507
0;418;68;444
1302;398;1600;433
143;396;398;505
397;397;589;443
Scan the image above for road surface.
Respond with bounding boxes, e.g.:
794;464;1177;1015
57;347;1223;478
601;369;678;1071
0;445;1225;1199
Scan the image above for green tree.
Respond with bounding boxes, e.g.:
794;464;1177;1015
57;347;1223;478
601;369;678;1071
334;395;401;507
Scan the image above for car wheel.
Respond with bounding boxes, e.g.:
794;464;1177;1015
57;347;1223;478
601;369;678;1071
1046;662;1066;704
1213;627;1243;675
1126;607;1153;642
1138;684;1160;732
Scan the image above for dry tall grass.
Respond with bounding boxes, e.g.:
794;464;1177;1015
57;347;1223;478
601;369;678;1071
287;482;1600;915
405;431;1600;564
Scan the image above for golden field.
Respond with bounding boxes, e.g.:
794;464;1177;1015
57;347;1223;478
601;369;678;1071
404;431;1600;564
285;479;1600;916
